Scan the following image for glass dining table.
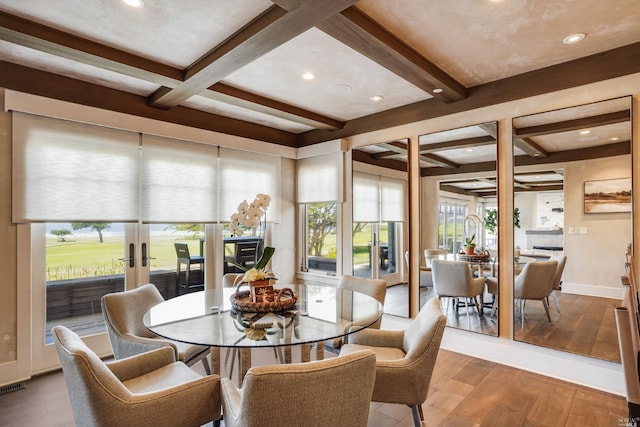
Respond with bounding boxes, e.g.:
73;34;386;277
143;283;383;381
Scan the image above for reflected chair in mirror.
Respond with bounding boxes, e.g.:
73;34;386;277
102;283;211;375
485;276;499;318
431;259;485;328
221;350;376;427
326;275;387;351
547;254;567;313
514;260;558;327
424;248;448;268
339;297;446;427
405;251;433;288
52;325;221;427
174;242;204;295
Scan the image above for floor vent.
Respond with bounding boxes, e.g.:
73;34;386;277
0;382;26;395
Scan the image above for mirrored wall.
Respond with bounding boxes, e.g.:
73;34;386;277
352;140;409;317
512;96;632;362
418;122;499;336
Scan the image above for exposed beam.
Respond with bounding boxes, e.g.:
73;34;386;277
298;42;640;146
148;1;358;109
208;83;344;130
421;160;496;177
419;135;495;153
515;110;631;139
316;5;466;102
515;141;630;167
352;148;407;172
0;10;343;131
0;10;182;86
420;153;460;168
0;61;297;146
514;137;549;158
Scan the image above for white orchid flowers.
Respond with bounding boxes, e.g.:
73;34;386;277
229;193;271;237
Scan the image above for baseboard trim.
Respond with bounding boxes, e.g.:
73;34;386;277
562;282;624;299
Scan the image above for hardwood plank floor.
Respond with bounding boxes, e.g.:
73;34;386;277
0;344;627;426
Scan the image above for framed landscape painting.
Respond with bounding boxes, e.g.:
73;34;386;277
584;177;632;213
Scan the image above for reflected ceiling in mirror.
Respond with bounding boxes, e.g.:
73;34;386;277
419;122;498;336
512;96;631;363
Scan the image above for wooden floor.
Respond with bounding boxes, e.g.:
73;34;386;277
385;285;620;362
0;339;627;427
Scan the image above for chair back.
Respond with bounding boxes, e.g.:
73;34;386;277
52;325;131;425
101;284;163;358
549;254;567;291
228;350;376;427
431;259;484;298
339;275;386;329
424;248;448;267
514;260;557;300
174;242;191;262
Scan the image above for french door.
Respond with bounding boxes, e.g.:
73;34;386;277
30;222;212;373
352;221;402;285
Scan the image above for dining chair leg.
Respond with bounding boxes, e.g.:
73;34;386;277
464;299;471;329
542;299;552;323
551;291;561;313
201;357;211;375
410;405;421;427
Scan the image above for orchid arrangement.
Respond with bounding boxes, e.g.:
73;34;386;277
229;193;271;237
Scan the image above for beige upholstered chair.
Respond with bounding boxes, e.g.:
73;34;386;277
339;297;446;427
424;248;448;267
405;251;433;288
548;254;567;313
102;283;211;374
326;275;387;350
221;350;376;427
431;259;485;326
52;325;221;427
514;260;558;326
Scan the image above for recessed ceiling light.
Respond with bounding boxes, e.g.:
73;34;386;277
433;88;443;94
465;148;473;152
563;33;586;44
370;95;384;102
610;137;620;141
301;72;315;80
579;129;591;135
123;0;144;8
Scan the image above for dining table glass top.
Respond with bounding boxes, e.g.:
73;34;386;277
143;283;384;348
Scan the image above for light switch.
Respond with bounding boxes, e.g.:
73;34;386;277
579;227;588;234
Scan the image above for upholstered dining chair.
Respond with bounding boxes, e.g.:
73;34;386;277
431;259;485;327
221;350;376;427
326;274;387;350
101;283;211;375
424;248;448;267
339;297;446;427
548;254;567;313
514;260;558;326
52;325;221;427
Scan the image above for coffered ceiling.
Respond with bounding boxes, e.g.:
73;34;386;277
0;0;639;147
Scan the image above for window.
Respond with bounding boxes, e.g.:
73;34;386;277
438;201;468;253
303;202;338;273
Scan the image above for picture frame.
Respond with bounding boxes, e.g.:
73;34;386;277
583;177;631;213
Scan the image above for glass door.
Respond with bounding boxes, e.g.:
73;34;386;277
353;221;402;284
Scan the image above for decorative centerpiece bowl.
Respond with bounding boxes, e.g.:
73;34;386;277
230;281;297;313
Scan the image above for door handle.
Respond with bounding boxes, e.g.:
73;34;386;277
117;243;135;268
141;243;156;267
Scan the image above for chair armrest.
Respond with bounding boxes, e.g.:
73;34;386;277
347;327;405;349
107;347;176;382
119;333;178;354
220;377;242;423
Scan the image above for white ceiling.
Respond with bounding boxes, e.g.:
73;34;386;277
0;0;639;145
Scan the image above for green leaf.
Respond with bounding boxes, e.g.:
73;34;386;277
255;246;275;270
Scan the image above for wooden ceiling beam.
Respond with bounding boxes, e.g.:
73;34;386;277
515;110;630;139
515;140;630;167
0;10;343;131
419;135;495;153
148;1;358;109
514;137;549;158
420;153;459;168
314;6;466;102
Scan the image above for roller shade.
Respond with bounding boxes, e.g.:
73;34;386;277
297;151;343;203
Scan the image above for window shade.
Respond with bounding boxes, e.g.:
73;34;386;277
353;171;380;223
381;176;405;222
141;135;219;223
297;152;343;203
219;147;281;222
12;112;140;222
